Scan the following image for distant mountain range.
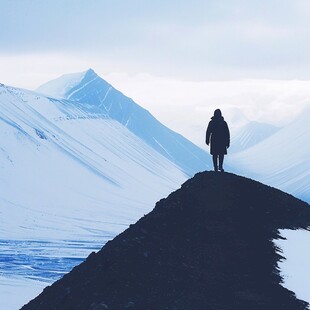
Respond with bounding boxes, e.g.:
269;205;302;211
229;121;280;153
229;108;310;202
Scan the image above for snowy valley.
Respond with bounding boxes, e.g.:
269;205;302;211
0;71;208;309
1;70;310;309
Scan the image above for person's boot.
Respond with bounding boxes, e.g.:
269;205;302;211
212;155;218;172
219;155;224;172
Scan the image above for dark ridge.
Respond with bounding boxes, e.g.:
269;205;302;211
22;172;310;310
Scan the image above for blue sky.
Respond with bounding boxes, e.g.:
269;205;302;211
1;0;310;88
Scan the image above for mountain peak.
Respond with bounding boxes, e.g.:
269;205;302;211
35;68;208;175
36;68;101;99
22;172;310;310
81;68;99;81
85;68;96;75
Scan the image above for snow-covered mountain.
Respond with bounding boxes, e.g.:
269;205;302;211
37;69;209;175
228;108;310;202
0;83;190;240
230;121;280;153
0;78;208;308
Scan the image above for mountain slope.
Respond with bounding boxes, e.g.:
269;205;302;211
230;121;280;153
37;69;209;175
23;172;310;310
0;83;186;240
228;108;310;202
0;81;195;309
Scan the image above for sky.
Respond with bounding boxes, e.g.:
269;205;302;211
1;0;310;144
1;0;310;89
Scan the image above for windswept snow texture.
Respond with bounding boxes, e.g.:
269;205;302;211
230;121;280;153
0;83;190;309
228;108;310;203
37;69;209;176
0;83;188;239
0;239;102;309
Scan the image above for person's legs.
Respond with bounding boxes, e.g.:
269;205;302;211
212;155;218;171
219;154;224;172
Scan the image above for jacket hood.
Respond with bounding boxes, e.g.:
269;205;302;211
211;115;224;121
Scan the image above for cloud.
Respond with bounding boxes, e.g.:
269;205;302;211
104;73;310;146
1;0;310;80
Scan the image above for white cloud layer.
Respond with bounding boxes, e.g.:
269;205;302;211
1;0;310;148
1;0;310;81
105;72;310;146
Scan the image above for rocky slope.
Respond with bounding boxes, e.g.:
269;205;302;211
22;172;310;310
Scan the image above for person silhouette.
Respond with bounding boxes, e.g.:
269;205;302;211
206;109;230;172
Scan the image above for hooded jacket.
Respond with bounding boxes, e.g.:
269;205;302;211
206;115;230;155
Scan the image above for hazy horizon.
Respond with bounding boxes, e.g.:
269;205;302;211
2;0;310;86
16;68;309;148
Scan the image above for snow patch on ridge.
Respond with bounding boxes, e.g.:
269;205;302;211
36;71;88;98
275;229;310;304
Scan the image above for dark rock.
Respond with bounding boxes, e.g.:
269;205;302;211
22;172;310;310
